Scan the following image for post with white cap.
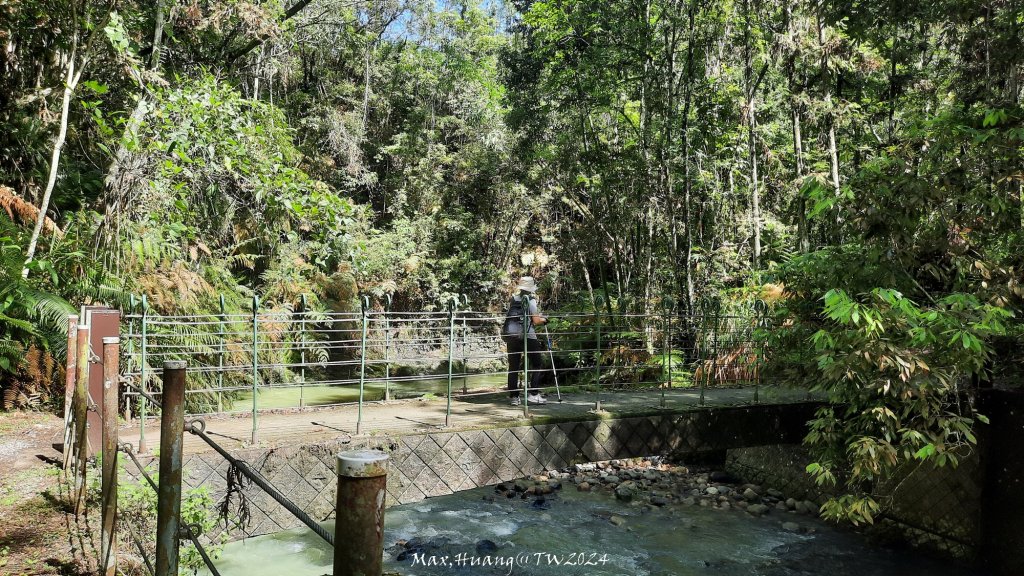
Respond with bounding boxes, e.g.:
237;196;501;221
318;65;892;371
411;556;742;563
334;449;389;576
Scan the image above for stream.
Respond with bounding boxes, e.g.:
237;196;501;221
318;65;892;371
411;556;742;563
205;479;981;576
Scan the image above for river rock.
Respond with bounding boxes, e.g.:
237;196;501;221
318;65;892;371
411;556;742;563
720;501;732;510
603;475;621;484
615;481;639;502
747;504;770;516
476;540;499;553
709;471;733;482
782;522;801;533
706;486;720;496
681;497;696;505
650;496;669;507
803;501;818;516
786;497;798;510
609;515;626;527
775;501;789;511
514;479;533;492
578;482;591;492
742;488;759;501
767;488;784;498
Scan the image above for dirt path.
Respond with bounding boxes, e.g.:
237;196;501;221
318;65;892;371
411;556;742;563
0;412;93;575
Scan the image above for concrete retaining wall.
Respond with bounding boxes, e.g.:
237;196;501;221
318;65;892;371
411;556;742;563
122;402;820;542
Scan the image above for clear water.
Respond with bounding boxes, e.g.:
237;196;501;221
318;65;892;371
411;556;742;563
205;483;982;576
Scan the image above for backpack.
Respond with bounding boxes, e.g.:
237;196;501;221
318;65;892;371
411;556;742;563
501;296;527;341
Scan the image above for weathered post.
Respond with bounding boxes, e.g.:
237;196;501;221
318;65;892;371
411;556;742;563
155;361;186;576
73;323;90;515
522;292;530;416
62;314;78;471
101;336;119;576
334;449;389;576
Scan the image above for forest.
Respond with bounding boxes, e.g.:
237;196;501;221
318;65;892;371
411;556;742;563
0;0;1022;524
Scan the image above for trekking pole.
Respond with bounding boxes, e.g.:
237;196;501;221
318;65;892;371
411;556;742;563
543;324;562;402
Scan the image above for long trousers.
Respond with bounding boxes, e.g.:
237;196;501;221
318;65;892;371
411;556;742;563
506;337;547;398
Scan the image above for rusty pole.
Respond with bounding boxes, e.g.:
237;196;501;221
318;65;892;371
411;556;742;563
334;449;389;576
155;360;186;576
101;337;119;576
62;314;78;472
73;324;90;516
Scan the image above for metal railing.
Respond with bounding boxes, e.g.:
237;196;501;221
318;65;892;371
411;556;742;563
118;295;774;444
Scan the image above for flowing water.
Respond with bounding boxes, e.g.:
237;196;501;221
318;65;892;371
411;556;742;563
205;483;981;576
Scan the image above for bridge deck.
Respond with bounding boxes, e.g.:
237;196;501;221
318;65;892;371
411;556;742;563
124;386;814;455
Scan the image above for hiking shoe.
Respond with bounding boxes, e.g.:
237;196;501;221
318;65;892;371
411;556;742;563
510;397;521;406
527;393;547;405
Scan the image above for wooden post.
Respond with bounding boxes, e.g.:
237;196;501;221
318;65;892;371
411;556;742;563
62;314;78;472
73;324;90;515
101;337;119;576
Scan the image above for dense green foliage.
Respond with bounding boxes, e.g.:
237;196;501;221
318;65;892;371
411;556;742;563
1;0;1021;524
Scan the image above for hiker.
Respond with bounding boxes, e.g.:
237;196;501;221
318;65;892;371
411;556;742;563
502;276;549;406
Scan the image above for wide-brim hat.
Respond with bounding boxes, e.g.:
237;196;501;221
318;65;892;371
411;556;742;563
516;276;538;293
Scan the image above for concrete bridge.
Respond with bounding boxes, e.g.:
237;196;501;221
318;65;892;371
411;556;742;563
122;387;820;541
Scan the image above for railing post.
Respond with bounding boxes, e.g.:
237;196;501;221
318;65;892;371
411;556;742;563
101;336;120;576
445;298;456;427
383;295;391;402
73;323;90;515
521;292;530;417
662;302;670;408
251;295;259;445
139;295;148;453
461;295;468;395
334;449;389;576
218;294;226;413
62;314;79;472
155;360;186;576
299;293;307;408
357;296;368;435
594;298;603;412
125;295;135;422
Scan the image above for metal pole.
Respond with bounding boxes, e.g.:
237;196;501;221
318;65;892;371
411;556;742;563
155;360;186;576
334;449;389;576
73;324;90;515
62;314;79;472
125;295;135;422
252;295;259;445
357;297;368;435
218;294;225;413
661;303;669;408
445;299;456;427
299;293;307;408
461;302;468;395
384;295;391;402
139;295;148;453
522;292;530;417
594;300;603;412
101;336;119;576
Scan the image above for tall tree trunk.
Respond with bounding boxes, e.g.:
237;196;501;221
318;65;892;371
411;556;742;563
23;53;81;276
818;14;841;198
743;0;761;270
788;3;810;254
